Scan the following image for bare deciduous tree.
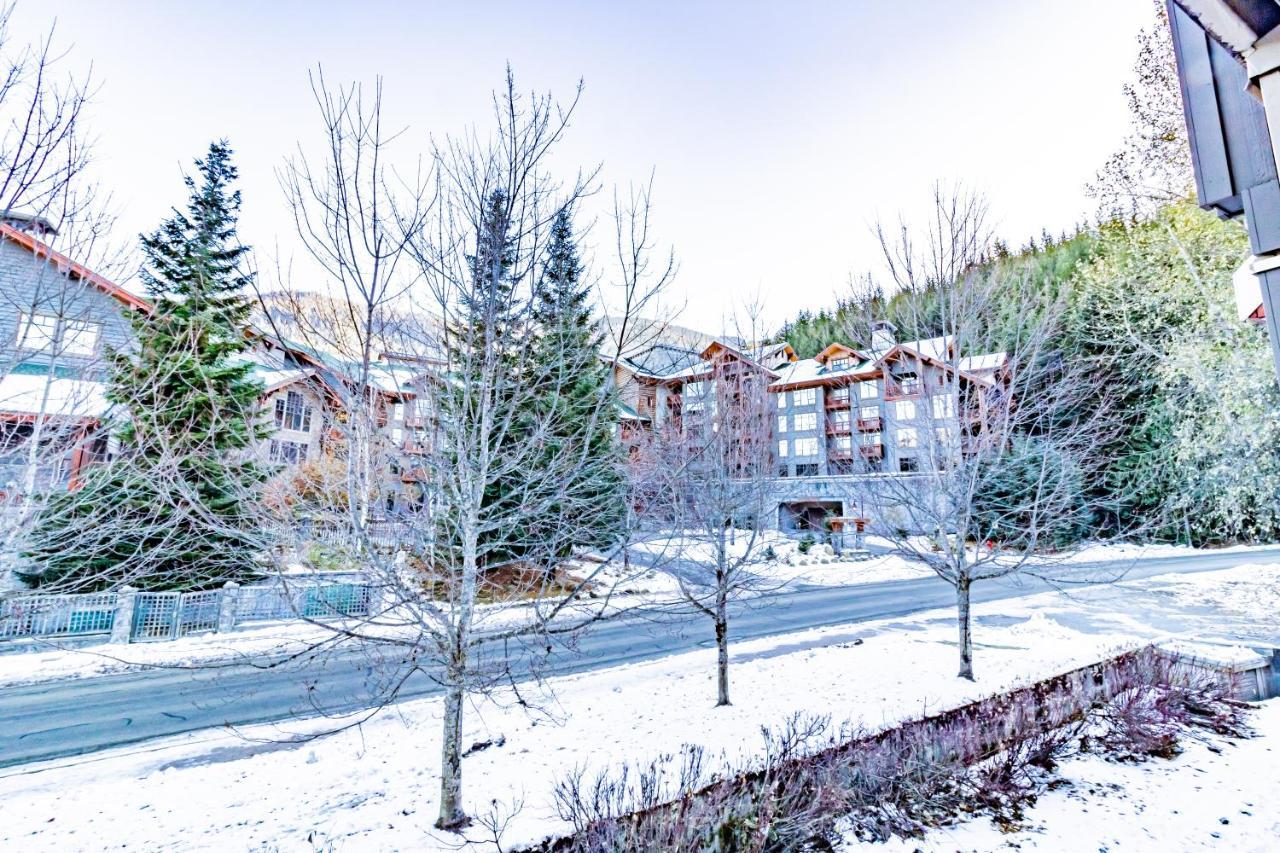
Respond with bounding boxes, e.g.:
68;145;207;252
256;69;671;832
860;188;1124;681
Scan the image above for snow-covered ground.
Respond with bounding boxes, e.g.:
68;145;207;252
3;562;1278;851
859;698;1280;852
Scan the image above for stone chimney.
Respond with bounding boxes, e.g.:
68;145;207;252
871;319;897;351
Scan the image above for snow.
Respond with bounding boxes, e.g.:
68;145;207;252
4;562;1279;851
0;373;108;417
855;699;1280;852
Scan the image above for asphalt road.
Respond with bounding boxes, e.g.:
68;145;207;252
3;546;1278;770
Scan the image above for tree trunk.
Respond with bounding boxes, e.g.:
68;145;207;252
956;577;974;681
715;592;730;706
436;666;468;829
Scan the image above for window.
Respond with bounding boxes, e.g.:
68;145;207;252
897;427;918;449
860;431;882;446
935;427;951;448
896;371;920;395
777;393;786;409
777;415;788;433
269;439;309;464
894;400;916;420
830;385;850;403
932;395;955;419
793;387;816;407
16;313;100;356
685;380;708;398
831;409;850;428
777;464;790;478
274;391;313;432
393;403;406;421
899;456;918;473
795;463;819;477
794;412;817;432
860;381;879;400
777;439;789;458
859;405;879;421
829;357;851;371
391;427;404;445
832;435;852;451
793;437;819;457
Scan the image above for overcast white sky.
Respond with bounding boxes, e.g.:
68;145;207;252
17;1;1154;334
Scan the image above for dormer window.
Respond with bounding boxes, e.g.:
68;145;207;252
829;357;851;371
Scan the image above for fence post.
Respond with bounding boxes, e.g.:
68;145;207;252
111;587;137;644
217;582;240;633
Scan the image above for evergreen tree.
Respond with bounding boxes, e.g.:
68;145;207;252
23;141;268;591
525;206;625;555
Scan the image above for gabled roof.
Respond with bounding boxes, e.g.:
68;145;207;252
0;224;151;314
814;342;865;365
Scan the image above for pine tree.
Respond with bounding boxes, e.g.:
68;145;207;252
22;141;268;591
525;206;625;556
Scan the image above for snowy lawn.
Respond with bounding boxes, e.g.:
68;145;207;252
857;698;1280;852
4;563;1279;851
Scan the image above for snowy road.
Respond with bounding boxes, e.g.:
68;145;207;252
2;546;1278;769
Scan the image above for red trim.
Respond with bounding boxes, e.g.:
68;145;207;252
0;223;152;314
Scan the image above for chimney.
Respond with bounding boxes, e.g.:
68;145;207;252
871;319;896;351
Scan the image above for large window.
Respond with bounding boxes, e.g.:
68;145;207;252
269;439;309;464
16;312;100;357
777;439;789;458
793;387;816;407
897;427;918;449
932;394;955;419
776;393;786;409
894;400;916;420
829;357;851;371
832;435;852;452
860;380;879;400
777;415;788;433
793;437;819;457
795;463;819;477
274;390;313;433
829;385;850;403
860;404;879;421
830;409;850;428
794;412;817;432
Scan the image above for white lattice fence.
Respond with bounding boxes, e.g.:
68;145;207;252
0;593;118;640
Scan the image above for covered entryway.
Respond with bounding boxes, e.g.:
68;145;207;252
777;499;843;535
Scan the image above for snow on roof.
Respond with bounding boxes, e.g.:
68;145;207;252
0;373;109;419
958;352;1007;373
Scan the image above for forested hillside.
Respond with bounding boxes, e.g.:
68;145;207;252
773;3;1280;546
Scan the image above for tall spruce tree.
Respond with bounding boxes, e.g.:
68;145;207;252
22;141;268;591
525;206;624;555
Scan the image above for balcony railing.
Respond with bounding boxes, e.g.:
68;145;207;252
856;416;881;431
860;444;883;459
826;419;852;435
825;395;851;409
828;444;854;460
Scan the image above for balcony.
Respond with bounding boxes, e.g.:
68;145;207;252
825;394;851;410
826;418;852;435
884;382;921;400
856;416;881;432
860;444;883;459
828;443;854;461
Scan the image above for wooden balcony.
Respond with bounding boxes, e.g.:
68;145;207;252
856;416;881;431
860;444;883;459
828;444;854;461
825;395;851;410
883;379;921;400
826;419;852;435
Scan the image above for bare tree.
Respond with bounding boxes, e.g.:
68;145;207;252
859;188;1122;681
0;3;125;584
635;321;778;707
256;69;671;833
1088;0;1193;218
